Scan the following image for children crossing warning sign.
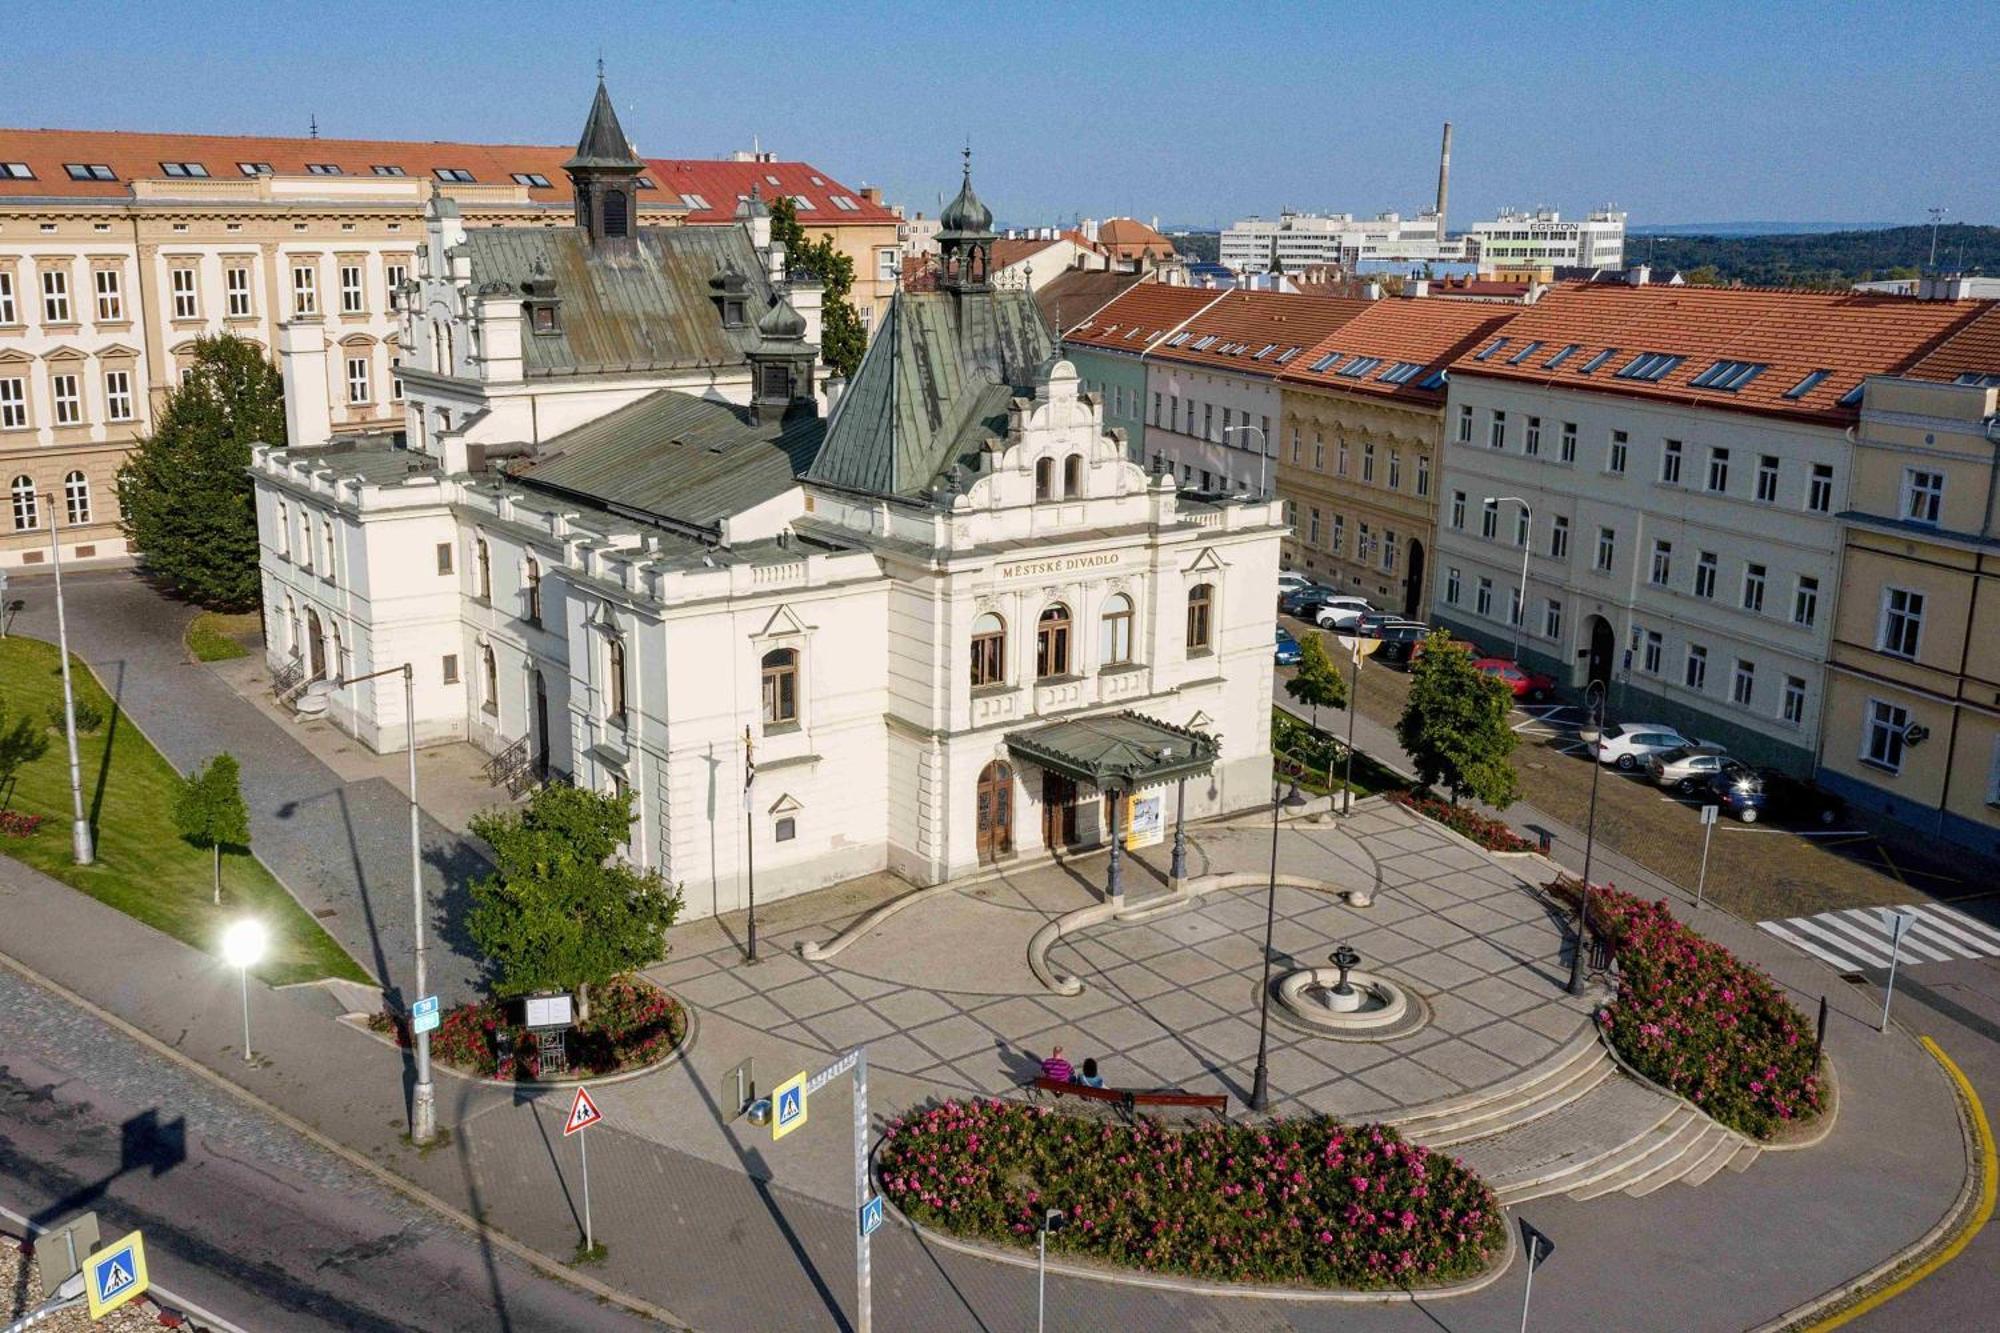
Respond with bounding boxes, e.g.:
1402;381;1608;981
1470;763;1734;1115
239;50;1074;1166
563;1085;604;1137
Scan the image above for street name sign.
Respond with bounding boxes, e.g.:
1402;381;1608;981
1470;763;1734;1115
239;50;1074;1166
773;1070;809;1139
85;1229;149;1319
563;1085;604;1137
411;994;441;1035
806;1051;858;1096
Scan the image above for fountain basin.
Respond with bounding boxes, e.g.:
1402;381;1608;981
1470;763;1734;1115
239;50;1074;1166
1273;967;1429;1039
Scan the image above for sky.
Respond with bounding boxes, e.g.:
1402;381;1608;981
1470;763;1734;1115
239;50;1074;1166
4;0;1995;232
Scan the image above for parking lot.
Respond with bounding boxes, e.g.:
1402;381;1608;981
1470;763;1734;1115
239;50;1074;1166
1274;610;1996;939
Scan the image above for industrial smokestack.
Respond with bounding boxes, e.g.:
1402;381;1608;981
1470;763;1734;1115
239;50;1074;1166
1435;122;1453;240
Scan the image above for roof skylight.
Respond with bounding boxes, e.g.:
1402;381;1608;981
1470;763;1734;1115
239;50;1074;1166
1506;340;1544;364
1306;351;1341;372
1336;355;1382;378
1378;361;1424;384
1578;347;1619;374
1783;369;1833;398
1472;337;1508;361
1544;343;1581;369
1275;347;1302;364
1690;360;1767;391
1614;352;1684;382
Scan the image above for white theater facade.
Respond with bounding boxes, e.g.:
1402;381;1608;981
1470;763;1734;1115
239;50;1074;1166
250;83;1280;922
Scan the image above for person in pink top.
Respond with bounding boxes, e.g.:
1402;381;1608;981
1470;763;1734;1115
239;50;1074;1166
1040;1045;1073;1084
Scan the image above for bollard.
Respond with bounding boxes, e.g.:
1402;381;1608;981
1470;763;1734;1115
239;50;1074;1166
1536;829;1553;856
1812;994;1828;1070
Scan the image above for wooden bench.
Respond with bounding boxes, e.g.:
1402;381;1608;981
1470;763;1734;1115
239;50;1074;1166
1029;1076;1229;1118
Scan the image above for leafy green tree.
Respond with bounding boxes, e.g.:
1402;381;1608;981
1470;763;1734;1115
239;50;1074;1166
467;784;683;1019
1397;632;1519;808
116;334;285;609
172;753;251;904
768;195;867;380
0;694;51;801
1283;631;1348;731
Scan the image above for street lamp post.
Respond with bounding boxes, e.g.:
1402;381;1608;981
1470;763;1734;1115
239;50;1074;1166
1485;496;1532;664
1036;1207;1065;1333
343;662;435;1143
744;725;759;964
1220;424;1270;499
221;918;268;1062
43;492;93;865
1569;685;1605;996
1250;777;1308;1113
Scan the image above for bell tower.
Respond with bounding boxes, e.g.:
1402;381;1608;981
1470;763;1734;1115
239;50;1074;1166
935;147;996;294
564;69;646;245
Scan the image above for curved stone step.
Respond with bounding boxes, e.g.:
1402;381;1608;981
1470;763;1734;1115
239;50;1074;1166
1417;1052;1616;1148
1390;1027;1604;1143
1624;1124;1739;1198
1567;1112;1712;1200
1674;1131;1746;1188
1449;1074;1683;1204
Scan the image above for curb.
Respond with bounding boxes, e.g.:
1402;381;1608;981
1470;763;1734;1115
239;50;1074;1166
1591;1016;1839;1154
0;1206;250;1333
0;945;691;1330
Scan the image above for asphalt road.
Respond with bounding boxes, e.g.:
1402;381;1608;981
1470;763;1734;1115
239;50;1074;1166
0;959;658;1333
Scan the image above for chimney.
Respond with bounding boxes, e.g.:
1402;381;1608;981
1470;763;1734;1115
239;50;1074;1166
824;374;846;418
1365;280;1382;300
860;185;882;206
1626;263;1651;286
1406;277;1429;298
1435;121;1453;239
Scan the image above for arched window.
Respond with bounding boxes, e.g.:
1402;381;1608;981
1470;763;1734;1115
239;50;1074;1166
761;647;799;725
276;500;290;556
1034;457;1054;501
1036;605;1071;679
524;555;541;625
475;537;491;600
602;189;629;238
9;475;38;531
1099;593;1133;666
481;644;499;714
607;637;628;725
970;612;1006;688
1186;583;1214;653
63;471;90;525
1063;453;1084;498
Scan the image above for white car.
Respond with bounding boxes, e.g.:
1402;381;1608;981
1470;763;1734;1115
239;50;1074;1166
1313;597;1374;629
1277;572;1315;596
1591;722;1715;772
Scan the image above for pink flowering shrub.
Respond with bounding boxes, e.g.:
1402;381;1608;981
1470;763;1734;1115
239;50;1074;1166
877;1100;1504;1289
1391;791;1534;853
1552;878;1821;1139
0;810;47;839
368;976;684;1081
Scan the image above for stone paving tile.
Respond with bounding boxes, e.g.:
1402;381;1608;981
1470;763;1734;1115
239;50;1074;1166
1193;933;1266;971
1261;1045;1341;1095
1463;1019;1559;1067
672;968;755;1008
1071;1003;1175;1052
801;1005;900;1051
1096;961;1180;1002
1348;928;1432;967
1039;984;1130;1019
827;971;903;1002
1359;1056;1459;1105
1456;975;1549;1017
869;988;959;1030
1396;950;1487;991
1199;895;1272;931
1105;925;1186;962
1124;1036;1224;1086
1426;990;1501;1032
1394;882;1470;915
1189;975;1259;1017
729;952;816;987
1517;1001;1591;1041
1153;911;1240;946
1138;986;1230;1036
715;993;792;1032
766;975;855;1020
1345;894;1427;928
1413;1038;1517;1089
907;1014;1002;1061
1143;945;1233;987
866;1032;951;1076
967;995;1067;1039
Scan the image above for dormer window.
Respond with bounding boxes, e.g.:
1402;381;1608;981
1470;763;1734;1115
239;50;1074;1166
725;299;745;326
530;302;560;334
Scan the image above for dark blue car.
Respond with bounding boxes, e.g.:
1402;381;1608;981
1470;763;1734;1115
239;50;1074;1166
1274;626;1303;666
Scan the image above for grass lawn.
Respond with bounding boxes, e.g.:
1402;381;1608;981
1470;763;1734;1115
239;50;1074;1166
185;611;256;662
0;636;368;985
1272;707;1403;799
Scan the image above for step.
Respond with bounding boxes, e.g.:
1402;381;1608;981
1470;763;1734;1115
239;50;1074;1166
1417;1053;1616;1148
1674;1131;1746;1188
1390;1027;1603;1138
1504;1107;1695;1204
1450;1073;1683;1203
1625;1124;1737;1198
1726;1142;1763;1173
1567;1112;1712;1200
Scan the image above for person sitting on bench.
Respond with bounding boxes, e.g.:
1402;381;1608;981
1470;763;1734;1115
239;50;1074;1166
1040;1045;1073;1085
1077;1057;1105;1089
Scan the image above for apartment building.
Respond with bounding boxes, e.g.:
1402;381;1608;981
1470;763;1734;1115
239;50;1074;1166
1431;282;1992;773
1818;334;2000;853
1275;296;1516;617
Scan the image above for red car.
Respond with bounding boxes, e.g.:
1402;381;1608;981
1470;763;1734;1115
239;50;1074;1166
1473;658;1558;702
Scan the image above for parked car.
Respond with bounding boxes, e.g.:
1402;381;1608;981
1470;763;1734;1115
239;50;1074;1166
1349;610;1423;638
1701;765;1847;826
1647;744;1732;793
1313;597;1376;629
1592;722;1712;772
1279;585;1338;618
1372;622;1434;665
1277;572;1315;597
1409;631;1483;662
1700;761;1768;822
1472;658;1559;702
1274;626;1303;666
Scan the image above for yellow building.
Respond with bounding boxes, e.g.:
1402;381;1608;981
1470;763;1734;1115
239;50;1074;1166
1819;361;2000;854
1276;296;1516;618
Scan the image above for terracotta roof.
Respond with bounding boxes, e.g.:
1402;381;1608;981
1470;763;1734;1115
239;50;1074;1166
1446;282;1995;424
1903;302;2000;384
1145;290;1373;375
1036;268;1154;334
652;159;899;225
991;237;1065;271
1280;298;1521;404
1061;284;1223;350
1095;217;1177;260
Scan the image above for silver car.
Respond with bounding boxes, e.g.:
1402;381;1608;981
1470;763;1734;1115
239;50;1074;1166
1647;745;1732;793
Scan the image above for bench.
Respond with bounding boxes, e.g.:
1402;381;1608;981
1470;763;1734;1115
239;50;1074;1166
1029;1076;1229;1118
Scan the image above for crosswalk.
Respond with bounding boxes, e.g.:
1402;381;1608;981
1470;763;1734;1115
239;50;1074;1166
1758;902;2000;975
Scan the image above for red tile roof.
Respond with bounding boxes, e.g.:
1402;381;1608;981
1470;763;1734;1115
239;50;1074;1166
1279;298;1521;405
654;158;899;226
1062;284;1220;347
1903;302;2000;384
1446;283;1995;424
1145;290;1373;375
1095;217;1177;261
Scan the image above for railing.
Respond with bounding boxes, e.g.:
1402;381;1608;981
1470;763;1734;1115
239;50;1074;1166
484;734;537;797
271;655;305;702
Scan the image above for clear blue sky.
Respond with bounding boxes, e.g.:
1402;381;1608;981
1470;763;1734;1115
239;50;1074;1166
4;0;1994;230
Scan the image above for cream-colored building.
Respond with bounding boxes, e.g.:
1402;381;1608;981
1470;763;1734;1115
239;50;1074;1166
1819;370;2000;853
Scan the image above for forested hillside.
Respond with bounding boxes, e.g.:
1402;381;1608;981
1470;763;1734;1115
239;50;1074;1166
1637;224;1997;289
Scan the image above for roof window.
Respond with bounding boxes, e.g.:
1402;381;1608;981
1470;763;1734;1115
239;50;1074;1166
1837;383;1866;407
511;172;553;188
792;195;815;210
1953;371;2000;387
682;192;711;210
1543;343;1581;369
63;164;117;181
1614;351;1684;381
434;168;476;183
1417;368;1449;390
1253;343;1278;359
830;194;858;210
367;165;401;177
308;163;345;175
765;173;781;186
1306;351;1341;373
1783;368;1833;398
1275;347;1302;364
237;162;274;176
1191;335;1218;350
1;162;35;180
1166;332;1193;347
1578;347;1619;373
159;161;209;178
1506;340;1544;364
1690;359;1767;391
636;176;657;189
1336;355;1382;378
1472;336;1508;361
1378;361;1424;384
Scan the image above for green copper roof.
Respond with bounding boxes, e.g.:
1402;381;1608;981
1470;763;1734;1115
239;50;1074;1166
1007;712;1219;790
565;78;644;172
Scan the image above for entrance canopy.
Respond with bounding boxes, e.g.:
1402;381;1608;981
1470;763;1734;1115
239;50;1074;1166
1006;711;1217;792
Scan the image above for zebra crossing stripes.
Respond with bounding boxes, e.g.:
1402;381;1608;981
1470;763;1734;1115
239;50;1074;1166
1758;902;2000;975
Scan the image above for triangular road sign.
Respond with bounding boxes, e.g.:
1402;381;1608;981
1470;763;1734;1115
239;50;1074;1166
563;1085;604;1137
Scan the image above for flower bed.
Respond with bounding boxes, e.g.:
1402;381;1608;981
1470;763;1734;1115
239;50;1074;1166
1551;879;1821;1139
878;1100;1504;1290
0;810;46;839
368;976;685;1082
1390;791;1533;853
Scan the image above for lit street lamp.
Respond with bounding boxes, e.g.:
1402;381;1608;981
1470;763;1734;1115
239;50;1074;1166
1484;495;1532;664
221;918;268;1063
1250;776;1309;1112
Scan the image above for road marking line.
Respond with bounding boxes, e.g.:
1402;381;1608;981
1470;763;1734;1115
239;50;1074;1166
1929;904;2000;950
1757;920;1864;972
1899;915;1994;959
1837;910;1952;963
1800;915;1902;967
1898;919;1986;960
1785;917;1893;968
1801;1038;1994;1331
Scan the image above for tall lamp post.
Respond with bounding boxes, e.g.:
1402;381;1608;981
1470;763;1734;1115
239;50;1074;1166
43;491;93;865
1036;1207;1065;1333
1250;776;1308;1112
1485;495;1532;664
1568;684;1605;995
221;918;268;1063
343;662;435;1143
1221;424;1271;500
743;725;759;964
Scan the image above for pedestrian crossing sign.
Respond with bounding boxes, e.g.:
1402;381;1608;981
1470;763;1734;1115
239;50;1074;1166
772;1070;808;1140
86;1229;149;1319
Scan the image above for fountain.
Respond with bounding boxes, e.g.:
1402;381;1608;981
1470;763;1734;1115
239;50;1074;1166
1273;944;1429;1039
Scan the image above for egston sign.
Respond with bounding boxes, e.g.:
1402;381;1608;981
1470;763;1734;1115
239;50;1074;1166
994;551;1124;581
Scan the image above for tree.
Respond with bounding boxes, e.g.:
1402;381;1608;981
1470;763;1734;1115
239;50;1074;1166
768;195;867;380
467;784;683;1020
0;694;51;802
1396;631;1520;808
1283;631;1348;731
116;334;285;609
171;753;251;904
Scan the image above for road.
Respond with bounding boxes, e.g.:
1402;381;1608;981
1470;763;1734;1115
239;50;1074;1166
0;958;658;1333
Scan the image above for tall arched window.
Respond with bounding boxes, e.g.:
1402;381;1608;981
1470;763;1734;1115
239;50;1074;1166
1063;453;1084;498
1036;605;1072;679
62;470;90;525
481;645;498;714
970;612;1006;687
1099;593;1133;666
1186;583;1214;653
475;537;491;600
607;637;628;725
524;555;542;625
761;648;799;725
9;475;37;531
1034;457;1054;501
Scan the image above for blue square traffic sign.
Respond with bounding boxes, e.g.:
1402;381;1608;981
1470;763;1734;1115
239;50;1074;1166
85;1230;149;1319
411;995;441;1035
859;1195;884;1238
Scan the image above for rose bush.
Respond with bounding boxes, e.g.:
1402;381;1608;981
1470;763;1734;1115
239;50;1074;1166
1552;878;1821;1139
369;976;684;1081
0;810;46;839
1390;791;1533;853
878;1100;1504;1290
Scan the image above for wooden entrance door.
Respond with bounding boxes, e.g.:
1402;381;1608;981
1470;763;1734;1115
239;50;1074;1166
1042;772;1079;849
976;761;1013;864
532;671;551;778
306;610;326;680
